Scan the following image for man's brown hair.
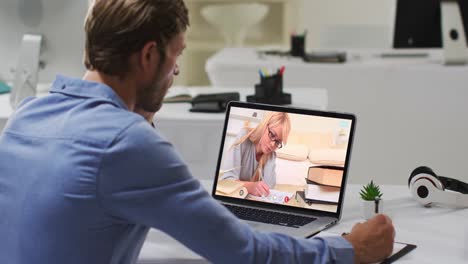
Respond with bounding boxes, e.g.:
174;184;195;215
84;0;189;77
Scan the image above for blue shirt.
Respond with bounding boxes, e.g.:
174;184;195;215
0;75;354;264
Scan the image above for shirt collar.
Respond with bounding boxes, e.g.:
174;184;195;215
49;75;128;110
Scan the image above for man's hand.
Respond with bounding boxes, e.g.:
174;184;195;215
343;214;395;263
244;181;270;197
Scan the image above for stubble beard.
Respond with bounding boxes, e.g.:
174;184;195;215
136;66;170;113
136;83;163;113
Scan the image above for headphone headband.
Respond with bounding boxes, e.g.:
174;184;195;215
408;166;437;187
438;176;468;194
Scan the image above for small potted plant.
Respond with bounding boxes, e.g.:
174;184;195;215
360;180;383;219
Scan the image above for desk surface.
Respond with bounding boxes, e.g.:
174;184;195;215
207;48;465;72
206;48;466;88
138;181;468;263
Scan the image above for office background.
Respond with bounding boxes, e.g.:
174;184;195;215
0;0;397;86
179;0;395;86
1;0;467;187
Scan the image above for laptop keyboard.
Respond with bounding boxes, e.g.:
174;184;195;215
224;204;316;228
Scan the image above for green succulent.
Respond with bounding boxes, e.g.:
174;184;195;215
360;180;383;201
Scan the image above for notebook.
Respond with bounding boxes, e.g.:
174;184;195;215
211;101;356;238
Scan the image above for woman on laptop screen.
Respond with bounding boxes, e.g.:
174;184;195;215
220;112;291;197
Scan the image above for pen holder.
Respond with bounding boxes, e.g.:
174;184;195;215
247;73;291;105
290;35;305;57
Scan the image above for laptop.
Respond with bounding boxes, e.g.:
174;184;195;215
211;101;356;238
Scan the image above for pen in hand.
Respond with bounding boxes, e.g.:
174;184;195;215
219;166;241;176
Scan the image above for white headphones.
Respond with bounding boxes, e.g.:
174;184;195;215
409;166;468;208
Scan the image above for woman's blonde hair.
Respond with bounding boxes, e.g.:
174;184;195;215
233;112;291;182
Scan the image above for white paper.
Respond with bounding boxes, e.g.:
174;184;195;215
305;184;339;203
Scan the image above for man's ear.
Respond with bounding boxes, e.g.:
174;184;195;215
139;41;159;73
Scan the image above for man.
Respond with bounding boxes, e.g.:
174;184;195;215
0;0;394;263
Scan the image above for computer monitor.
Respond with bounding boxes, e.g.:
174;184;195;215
0;0;88;92
393;0;468;48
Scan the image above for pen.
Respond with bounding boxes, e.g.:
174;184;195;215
219;166;241;176
279;66;285;76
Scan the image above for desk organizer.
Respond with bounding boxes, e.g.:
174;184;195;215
247;68;291;105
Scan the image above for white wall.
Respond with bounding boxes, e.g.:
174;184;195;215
298;0;396;50
0;0;88;84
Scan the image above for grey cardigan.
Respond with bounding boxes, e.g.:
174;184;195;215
220;128;276;188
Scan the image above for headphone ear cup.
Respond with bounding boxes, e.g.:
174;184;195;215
409;167;468;208
408;166;437;187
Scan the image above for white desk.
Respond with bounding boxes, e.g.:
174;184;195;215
0;86;327;180
0;83;50;130
206;48;468;185
138;180;468;263
0;93;12;131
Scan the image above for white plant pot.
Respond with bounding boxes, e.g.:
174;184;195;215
362;199;384;220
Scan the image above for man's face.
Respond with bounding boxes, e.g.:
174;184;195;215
136;32;186;112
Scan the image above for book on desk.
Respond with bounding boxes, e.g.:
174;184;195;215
307;165;344;187
294;165;344;205
163;87;194;103
216;179;248;199
296;186;339;206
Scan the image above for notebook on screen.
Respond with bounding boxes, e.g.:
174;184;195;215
211;101;356;238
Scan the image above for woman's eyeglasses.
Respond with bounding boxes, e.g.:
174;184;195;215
267;127;283;149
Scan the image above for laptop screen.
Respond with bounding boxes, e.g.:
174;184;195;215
213;102;355;215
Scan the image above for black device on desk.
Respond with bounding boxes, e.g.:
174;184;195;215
260;50;347;63
291;31;346;63
393;0;468;48
189;93;240;113
303;51;347;63
259;31;346;63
